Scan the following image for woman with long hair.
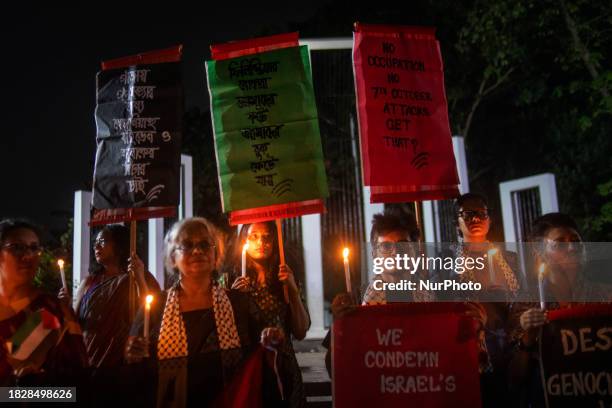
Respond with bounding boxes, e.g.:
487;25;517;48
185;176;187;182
70;223;160;368
229;221;309;408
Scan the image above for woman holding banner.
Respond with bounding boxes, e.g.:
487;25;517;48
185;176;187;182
229;221;309;408
66;224;160;369
508;212;610;406
125;217;285;407
0;219;87;384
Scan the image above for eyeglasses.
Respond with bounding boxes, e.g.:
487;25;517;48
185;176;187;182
1;243;44;257
247;233;273;243
377;240;410;254
94;238;107;247
458;210;490;221
176;241;216;254
544;238;583;252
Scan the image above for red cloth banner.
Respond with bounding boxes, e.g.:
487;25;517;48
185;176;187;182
210;32;327;225
228;199;325;226
333;303;481;407
353;23;459;203
89;206;176;227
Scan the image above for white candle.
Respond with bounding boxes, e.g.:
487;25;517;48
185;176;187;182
538;263;547;310
57;259;68;292
144;294;153;338
241;243;249;278
343;248;351;293
487;248;498;286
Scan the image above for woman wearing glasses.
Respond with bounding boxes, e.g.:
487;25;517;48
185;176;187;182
70;224;160;369
125;217;285;407
452;193;522;408
229;221;309;408
453;193;520;294
507;212;611;407
0;219;87;384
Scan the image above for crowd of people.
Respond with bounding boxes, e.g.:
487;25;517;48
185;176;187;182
0;193;609;407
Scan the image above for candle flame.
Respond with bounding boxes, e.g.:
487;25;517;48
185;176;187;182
242;243;249;252
57;259;65;268
539;263;546;277
145;294;154;306
487;248;498;257
342;247;349;259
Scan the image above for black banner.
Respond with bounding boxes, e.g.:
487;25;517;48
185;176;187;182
540;305;612;408
92;61;182;210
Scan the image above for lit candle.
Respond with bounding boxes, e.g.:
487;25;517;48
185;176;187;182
343;248;351;293
57;259;68;292
487;248;498;286
538;263;547;310
241;243;249;278
144;294;153;338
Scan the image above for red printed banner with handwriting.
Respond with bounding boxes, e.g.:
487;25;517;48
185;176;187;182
539;304;612;408
333;303;481;407
353;23;459;203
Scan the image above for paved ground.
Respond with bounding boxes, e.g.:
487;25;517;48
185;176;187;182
294;339;332;407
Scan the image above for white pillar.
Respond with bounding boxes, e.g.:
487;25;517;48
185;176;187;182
302;213;326;339
423;136;470;242
147;154;193;288
362;187;385;282
72;190;92;309
148;218;165;288
499;173;558;242
452;136;470;195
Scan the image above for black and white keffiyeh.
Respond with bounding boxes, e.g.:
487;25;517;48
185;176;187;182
157;284;241;360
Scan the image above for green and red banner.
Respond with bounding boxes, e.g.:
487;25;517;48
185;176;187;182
91;46;183;226
206;32;328;225
353;23;459;203
539;304;612;408
333;303;481;407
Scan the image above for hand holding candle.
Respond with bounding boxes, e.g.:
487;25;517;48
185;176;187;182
57;259;68;292
343;247;351;293
241;243;249;278
538;263;547;310
144;294;153;339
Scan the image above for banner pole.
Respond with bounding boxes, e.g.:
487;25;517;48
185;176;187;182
413;201;423;242
129;220;137;321
413;201;429;288
275;219;290;303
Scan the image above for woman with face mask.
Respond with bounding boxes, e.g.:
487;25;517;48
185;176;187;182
0;219;87;384
229;221;309;408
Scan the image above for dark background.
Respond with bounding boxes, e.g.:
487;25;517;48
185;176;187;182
0;3;329;236
2;1;611;244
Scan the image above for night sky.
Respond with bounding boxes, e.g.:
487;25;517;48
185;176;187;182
0;4;330;237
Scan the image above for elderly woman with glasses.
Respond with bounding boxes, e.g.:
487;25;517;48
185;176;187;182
66;223;160;369
228;221;310;408
125;217;285;407
0;219;87;384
